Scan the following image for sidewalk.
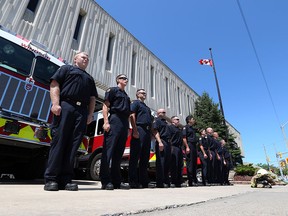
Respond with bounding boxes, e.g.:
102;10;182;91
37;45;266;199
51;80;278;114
0;180;257;216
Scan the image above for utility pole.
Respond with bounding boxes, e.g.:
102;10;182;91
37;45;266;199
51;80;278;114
263;144;270;170
280;120;288;148
274;143;284;179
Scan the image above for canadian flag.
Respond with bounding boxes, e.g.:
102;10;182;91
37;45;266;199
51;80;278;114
199;59;213;66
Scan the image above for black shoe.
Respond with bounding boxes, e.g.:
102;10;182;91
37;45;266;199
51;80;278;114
64;183;78;191
163;183;169;188
101;183;114;190
141;183;155;189
115;183;130;190
44;181;58;191
130;183;141;189
188;182;198;187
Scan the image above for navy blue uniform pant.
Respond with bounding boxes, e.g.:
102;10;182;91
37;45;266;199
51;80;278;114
170;145;183;185
44;101;87;184
155;139;171;186
129;126;151;186
199;150;211;185
187;142;198;184
100;114;129;186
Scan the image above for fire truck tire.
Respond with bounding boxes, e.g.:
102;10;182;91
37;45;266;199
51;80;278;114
89;153;102;181
196;168;202;183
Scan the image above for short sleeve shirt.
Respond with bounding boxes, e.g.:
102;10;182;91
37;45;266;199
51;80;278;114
182;125;197;143
169;124;183;147
51;64;98;104
153;117;171;140
130;100;152;125
104;87;130;117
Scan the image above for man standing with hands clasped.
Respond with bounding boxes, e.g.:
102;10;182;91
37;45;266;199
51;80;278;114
44;52;98;191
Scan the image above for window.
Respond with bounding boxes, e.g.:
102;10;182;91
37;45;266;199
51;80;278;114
165;77;169;107
131;52;137;86
0;37;34;76
23;0;40;22
106;34;115;71
187;95;190;114
33;56;60;85
73;14;84;40
27;0;39;12
150;66;155;97
177;87;181;114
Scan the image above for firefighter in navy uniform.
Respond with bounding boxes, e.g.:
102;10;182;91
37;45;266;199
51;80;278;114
44;52;98;191
169;116;190;187
213;132;223;184
182;115;198;186
100;74;131;190
198;129;211;186
152;108;171;188
129;89;154;188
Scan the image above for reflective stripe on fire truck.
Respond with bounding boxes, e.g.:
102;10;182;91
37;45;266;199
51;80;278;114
0;117;51;144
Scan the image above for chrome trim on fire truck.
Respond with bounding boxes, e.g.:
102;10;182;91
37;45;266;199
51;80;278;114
0;71;51;123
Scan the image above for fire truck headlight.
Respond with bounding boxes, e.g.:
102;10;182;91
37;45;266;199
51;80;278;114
34;127;48;139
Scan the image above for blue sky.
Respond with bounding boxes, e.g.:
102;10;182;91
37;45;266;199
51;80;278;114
95;0;288;165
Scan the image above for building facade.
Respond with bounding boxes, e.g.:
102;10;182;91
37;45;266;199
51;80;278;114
0;0;243;154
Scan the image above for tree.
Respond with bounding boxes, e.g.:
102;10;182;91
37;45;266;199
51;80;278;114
193;92;243;166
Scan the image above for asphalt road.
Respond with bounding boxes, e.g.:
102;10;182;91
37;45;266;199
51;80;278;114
0;179;287;216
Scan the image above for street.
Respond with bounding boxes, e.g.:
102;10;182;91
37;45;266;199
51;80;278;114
0;179;287;216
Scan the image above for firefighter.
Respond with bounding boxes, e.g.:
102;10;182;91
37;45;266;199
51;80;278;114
44;52;98;191
100;74;131;190
152;108;171;188
129;88;154;188
183;115;198;186
198;129;211;186
169;116;190;187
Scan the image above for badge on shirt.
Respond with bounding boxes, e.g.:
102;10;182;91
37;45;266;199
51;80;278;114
106;88;111;92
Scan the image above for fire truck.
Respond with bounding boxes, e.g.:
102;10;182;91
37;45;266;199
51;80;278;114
0;25;69;179
0;25;202;182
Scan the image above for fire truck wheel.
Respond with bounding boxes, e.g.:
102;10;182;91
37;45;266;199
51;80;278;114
89;153;102;181
196;168;202;183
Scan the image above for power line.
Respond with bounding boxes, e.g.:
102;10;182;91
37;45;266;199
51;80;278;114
236;0;281;126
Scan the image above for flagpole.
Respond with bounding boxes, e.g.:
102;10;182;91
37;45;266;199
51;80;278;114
209;48;228;141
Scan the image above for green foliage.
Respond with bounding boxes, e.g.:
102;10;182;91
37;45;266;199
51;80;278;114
193;92;243;166
235;164;257;176
256;163;288;176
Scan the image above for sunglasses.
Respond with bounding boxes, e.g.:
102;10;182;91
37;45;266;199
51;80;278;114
174;119;180;121
118;77;128;80
138;92;146;95
159;111;166;114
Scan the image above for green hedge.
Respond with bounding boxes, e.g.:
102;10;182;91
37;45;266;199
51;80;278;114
235;164;257;176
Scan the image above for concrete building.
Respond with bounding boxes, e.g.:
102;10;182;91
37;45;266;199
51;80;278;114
0;0;243;155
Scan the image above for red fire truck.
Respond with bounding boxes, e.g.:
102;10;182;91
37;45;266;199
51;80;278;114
0;25;69;179
0;25;202;182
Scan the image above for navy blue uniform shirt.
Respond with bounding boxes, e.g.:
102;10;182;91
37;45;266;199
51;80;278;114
153;117;171;141
169;124;183;147
51;64;98;105
199;136;210;150
105;87;130;117
130;100;152;126
182;125;197;143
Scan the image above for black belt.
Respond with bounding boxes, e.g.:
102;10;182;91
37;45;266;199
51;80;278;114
137;124;151;130
62;98;87;107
